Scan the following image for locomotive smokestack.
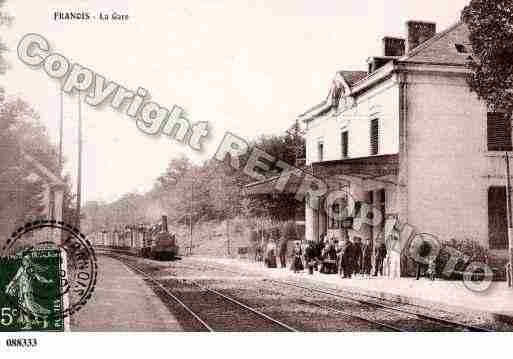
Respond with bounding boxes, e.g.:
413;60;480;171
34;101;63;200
161;215;168;233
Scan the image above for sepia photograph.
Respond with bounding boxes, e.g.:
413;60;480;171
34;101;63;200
1;0;513;356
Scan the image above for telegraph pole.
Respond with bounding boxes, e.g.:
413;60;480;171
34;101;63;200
76;91;83;230
59;88;64;174
189;180;193;255
506;153;513;287
226;218;230;255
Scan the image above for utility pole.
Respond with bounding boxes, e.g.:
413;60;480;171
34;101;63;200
226;218;230;255
55;88;64;244
226;199;234;256
506;153;513;287
76;91;83;230
189;180;193;255
59;88;64;174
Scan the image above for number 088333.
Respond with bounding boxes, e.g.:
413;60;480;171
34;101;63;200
5;337;38;347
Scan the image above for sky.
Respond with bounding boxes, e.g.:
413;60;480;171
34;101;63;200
2;0;470;203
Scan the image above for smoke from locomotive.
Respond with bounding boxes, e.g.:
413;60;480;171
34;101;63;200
90;215;180;260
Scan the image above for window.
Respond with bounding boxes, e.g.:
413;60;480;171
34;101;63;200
488;186;508;250
341;131;348;158
332;87;343;109
455;43;469;54
318;142;324;161
487;112;512;151
370;118;379;155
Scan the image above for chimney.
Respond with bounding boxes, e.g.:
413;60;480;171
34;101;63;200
406;21;436;53
382;37;405;57
161;215;168;233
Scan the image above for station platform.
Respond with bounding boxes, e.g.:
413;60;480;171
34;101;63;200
71;255;184;331
193;256;513;324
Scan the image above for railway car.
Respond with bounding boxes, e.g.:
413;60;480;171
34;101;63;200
93;215;179;260
140;215;179;260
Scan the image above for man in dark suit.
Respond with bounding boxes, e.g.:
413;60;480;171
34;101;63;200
278;235;288;269
353;237;362;276
361;238;373;277
341;238;354;278
373;238;387;276
327;239;338;274
313;240;323;271
304;241;317;275
320;239;337;274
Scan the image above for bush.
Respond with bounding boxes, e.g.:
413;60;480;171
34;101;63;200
434;238;489;279
403;237;490;279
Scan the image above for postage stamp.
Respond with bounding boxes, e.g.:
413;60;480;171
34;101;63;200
0;246;63;331
0;220;98;331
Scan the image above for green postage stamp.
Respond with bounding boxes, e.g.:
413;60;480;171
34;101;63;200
0;247;64;332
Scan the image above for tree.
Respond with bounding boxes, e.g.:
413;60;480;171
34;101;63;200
462;0;513;113
0;99;49;232
206;160;242;220
81;200;102;233
0;0;12;76
155;154;191;191
0;2;78;240
79;117;306;234
240;128;306;221
0;98;81;238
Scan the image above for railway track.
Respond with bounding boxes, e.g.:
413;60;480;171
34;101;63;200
104;253;492;331
111;255;298;332
261;278;491;332
185;259;492;332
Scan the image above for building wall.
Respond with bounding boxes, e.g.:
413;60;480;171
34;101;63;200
305;67;511;250
306;77;400;165
304;77;401;242
405;72;492;246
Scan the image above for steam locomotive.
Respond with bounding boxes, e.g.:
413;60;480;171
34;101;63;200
140;215;179;260
91;215;180;260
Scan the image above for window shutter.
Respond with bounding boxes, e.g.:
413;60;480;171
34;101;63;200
487;113;512;151
488;186;508;249
341;131;348;158
370;119;379;155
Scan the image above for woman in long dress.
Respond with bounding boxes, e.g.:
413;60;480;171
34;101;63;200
265;239;277;268
291;241;304;273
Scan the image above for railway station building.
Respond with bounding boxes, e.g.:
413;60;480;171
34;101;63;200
298;20;511;265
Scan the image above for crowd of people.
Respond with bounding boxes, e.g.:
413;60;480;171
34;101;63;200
257;231;399;279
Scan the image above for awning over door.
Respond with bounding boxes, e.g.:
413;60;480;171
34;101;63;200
243;154;400;197
242;169;307;196
312;154;400;187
